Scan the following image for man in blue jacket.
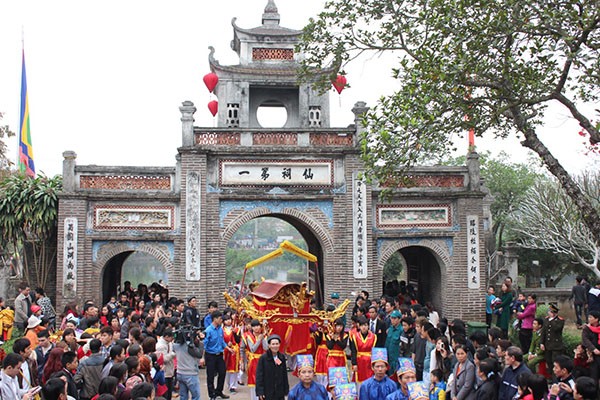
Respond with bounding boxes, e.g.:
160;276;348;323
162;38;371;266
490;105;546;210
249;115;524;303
499;346;531;400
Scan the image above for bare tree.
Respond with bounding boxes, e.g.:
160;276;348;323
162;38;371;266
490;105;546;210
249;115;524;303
514;172;600;278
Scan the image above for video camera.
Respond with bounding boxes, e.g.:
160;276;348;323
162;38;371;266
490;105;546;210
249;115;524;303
173;325;205;359
173;324;203;346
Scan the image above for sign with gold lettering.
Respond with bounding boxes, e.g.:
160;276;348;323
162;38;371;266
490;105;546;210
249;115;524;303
63;218;78;297
353;173;368;279
467;215;480;289
220;160;333;187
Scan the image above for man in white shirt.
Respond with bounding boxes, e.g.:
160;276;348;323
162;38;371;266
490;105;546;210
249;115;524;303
156;328;177;400
0;353;36;400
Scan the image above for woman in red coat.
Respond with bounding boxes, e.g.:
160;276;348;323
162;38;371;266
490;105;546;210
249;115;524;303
349;316;376;384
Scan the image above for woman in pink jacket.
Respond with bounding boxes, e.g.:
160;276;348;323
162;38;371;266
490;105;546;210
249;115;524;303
517;294;537;354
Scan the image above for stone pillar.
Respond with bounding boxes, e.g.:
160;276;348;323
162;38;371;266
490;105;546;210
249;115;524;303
62;151;77;193
467;151;481;191
503;241;520;289
180;101;197;147
351;101;369;146
174;154;181;195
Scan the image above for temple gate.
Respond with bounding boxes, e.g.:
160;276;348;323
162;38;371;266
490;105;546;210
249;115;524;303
56;1;490;321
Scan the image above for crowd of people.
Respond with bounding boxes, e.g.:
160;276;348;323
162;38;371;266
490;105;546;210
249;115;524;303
0;277;598;400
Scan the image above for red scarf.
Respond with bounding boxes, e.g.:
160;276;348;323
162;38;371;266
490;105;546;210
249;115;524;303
588;324;600;345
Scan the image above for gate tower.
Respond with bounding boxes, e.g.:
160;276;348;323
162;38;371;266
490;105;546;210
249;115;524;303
56;0;489;321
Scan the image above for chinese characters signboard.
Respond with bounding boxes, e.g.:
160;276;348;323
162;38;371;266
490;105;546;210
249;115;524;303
220;160;333;187
353;173;368;279
63;218;78;297
186;172;201;281
466;215;480;289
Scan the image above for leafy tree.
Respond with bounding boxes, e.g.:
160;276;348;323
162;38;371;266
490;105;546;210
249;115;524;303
515;246;586;288
0;174;62;289
513;172;600;278
0;112;15;177
299;0;600;243
445;152;541;248
383;251;404;281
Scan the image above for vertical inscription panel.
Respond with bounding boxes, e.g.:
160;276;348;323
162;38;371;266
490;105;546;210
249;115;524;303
353;173;368;279
467;215;480;289
63;218;78;298
186;172;201;281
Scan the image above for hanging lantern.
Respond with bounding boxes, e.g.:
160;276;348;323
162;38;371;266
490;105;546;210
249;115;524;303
332;74;347;94
208;100;218;117
203;72;219;93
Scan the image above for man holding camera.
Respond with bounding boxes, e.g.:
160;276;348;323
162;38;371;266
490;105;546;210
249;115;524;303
173;325;205;400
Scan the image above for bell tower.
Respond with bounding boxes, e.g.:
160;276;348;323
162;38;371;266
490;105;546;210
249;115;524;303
208;0;330;128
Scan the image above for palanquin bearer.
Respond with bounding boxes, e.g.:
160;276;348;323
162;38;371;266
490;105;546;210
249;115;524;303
359;348;398;400
222;314;241;393
349;315;376;386
312;324;329;387
326;318;349;371
385;358;418;400
287;354;329;400
243;319;268;400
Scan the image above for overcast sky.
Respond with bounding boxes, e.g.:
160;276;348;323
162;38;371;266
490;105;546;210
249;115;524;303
0;0;597;178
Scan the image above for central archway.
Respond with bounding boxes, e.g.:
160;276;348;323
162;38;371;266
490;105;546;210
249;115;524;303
223;211;328;307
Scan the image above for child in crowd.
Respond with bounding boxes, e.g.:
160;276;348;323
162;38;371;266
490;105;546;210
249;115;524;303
429;368;446;400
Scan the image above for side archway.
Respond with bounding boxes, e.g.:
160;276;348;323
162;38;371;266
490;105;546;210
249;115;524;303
94;241;174;303
378;239;451;315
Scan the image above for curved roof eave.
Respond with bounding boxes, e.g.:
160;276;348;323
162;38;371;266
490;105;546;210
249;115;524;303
231;17;303;37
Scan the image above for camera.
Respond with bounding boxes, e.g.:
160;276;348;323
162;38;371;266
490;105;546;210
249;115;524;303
173;325;203;346
173;325;204;359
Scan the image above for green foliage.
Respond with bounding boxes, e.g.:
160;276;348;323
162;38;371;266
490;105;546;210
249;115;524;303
1;330;22;354
0;174;62;288
299;0;600;243
562;329;581;356
444;152;542;247
0;112;15;174
383;251;404;281
536;304;549;319
226;217;309;284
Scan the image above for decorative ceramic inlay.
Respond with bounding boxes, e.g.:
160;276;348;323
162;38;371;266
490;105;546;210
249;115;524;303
93;205;175;230
377;204;452;228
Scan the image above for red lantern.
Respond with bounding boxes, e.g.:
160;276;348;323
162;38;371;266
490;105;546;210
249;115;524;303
203;72;219;93
332;74;347;94
208;100;218;117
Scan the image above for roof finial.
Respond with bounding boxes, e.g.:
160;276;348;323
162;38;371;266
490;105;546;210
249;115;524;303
262;0;280;26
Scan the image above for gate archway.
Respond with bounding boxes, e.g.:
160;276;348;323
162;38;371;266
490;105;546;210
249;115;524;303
222;208;332;307
94;241;174;304
378;239;450;314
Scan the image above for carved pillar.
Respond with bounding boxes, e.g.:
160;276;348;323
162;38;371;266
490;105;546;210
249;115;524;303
503;241;520;289
62;151;77;193
180;101;197;147
351;101;369;147
467;151;481;191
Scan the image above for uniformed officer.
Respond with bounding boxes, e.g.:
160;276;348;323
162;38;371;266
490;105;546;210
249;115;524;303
329;292;346;327
540;303;565;375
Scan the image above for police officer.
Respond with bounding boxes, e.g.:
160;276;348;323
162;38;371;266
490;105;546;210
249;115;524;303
540;303;565;375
